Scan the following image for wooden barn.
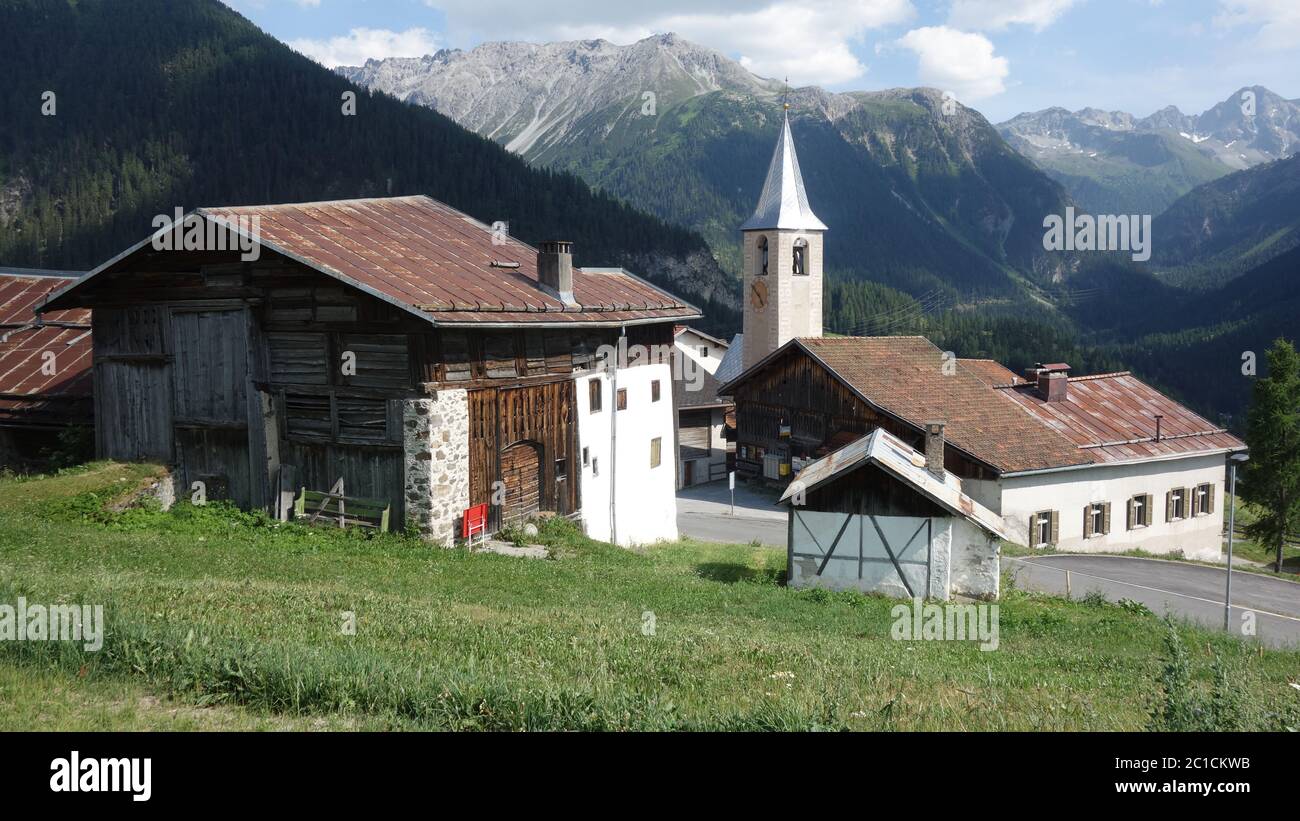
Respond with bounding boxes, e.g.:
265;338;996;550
0;268;93;468
41;196;697;544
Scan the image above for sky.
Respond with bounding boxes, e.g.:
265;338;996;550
221;0;1300;123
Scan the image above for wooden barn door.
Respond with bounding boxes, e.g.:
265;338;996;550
169;309;260;509
499;441;541;528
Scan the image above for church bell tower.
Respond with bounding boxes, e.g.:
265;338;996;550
741;108;827;371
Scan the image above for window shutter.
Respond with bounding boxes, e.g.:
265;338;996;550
1165;490;1173;522
1029;514;1037;546
1083;505;1093;538
1145;494;1154;526
1103;502;1112;535
1127;497;1134;530
1184;488;1192;518
1207;484;1216;515
1050;511;1060;545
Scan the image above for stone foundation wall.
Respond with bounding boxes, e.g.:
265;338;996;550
403;390;470;547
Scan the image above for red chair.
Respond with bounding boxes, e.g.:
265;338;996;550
462;503;488;545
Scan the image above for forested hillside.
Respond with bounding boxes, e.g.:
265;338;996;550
0;0;739;330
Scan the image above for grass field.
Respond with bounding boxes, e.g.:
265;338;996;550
1;463;1297;731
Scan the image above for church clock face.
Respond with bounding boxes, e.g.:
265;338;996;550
750;278;768;311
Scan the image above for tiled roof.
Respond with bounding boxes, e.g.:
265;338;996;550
996;372;1245;464
46;196;700;326
0;272;92;426
779;428;1009;539
794;337;1090;474
959;358;1022;386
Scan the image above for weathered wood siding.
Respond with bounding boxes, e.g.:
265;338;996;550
732;345;992;481
467;380;578;531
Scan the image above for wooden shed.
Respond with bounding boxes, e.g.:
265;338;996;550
779;427;1008;600
41;196;698;543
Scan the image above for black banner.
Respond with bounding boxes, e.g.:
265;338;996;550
0;732;1285;807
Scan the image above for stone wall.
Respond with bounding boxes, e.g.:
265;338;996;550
403;390;470;547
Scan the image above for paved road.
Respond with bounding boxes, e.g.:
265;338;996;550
1007;554;1300;648
676;479;786;547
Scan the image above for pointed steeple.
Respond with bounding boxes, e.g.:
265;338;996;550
740;112;827;232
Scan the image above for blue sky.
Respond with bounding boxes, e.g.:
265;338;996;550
222;0;1300;123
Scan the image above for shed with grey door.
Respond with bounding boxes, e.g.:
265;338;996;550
779;427;1008;600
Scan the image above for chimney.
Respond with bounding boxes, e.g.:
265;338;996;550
924;421;946;479
537;240;576;305
1038;372;1068;402
1154;414;1163;442
1024;366;1043;383
1034;363;1070;402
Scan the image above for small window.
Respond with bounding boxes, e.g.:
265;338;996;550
582;446;590;467
1168;488;1187;521
555;458;567;480
616;388;628;410
651;380;661;402
1128;494;1151;529
1033;510;1057;547
592;457;599;477
757;235;769;275
700;345;709;357
1194;483;1213;516
589;379;602;413
1085;502;1109;538
792;238;808;276
650;437;661;468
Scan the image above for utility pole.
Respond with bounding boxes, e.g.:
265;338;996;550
1224;451;1250;632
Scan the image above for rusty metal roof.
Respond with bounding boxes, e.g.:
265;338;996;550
206;197;699;324
996;372;1245;466
0;272;92;426
779;427;1009;539
42;196;701;326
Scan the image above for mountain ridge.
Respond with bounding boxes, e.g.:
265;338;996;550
341;33;1080;301
997;86;1299;215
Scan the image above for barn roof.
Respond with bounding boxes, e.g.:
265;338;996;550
959;358;1022;386
0;270;92;428
779;428;1009;539
722;336;1091;474
42;196;700;327
996;372;1245;466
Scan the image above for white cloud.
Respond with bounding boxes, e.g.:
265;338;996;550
423;0;915;86
947;0;1077;32
288;27;442;68
1214;0;1300;50
896;26;1009;100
